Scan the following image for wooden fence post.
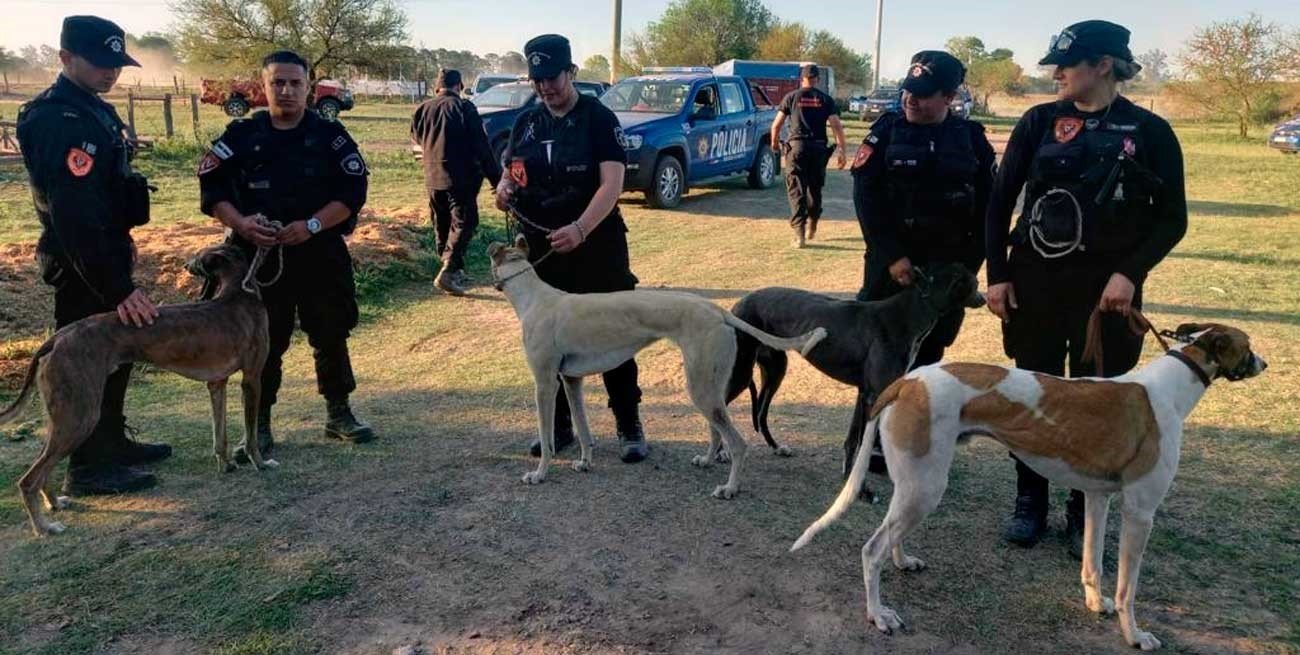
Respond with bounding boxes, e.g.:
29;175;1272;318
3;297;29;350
127;90;136;136
163;94;174;138
191;94;201;140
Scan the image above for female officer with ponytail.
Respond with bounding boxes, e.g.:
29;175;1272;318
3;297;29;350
984;20;1187;558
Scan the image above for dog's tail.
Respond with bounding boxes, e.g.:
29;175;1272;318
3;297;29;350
722;314;827;357
790;413;880;552
0;338;54;427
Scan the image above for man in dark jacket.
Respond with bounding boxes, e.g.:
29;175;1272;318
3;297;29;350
16;15;171;495
411;69;503;295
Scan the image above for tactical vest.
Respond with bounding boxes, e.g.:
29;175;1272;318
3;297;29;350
883;118;979;251
1016;104;1160;258
234;114;356;235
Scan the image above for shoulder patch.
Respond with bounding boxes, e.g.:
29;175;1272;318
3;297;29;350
331;135;347;150
197;151;221;176
66;147;94;177
851;142;874;170
613;125;628;149
1054;116;1084;143
340;152;367;176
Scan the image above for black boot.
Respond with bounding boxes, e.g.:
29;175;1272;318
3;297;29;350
63;426;156;496
613;404;649;464
1065;490;1086;561
324;397;376;443
234;406;275;464
106;417;173;466
530;387;575;457
1004;459;1049;547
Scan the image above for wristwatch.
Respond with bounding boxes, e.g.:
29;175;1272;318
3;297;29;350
306;216;322;235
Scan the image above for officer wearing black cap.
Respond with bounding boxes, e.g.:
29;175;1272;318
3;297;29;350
771;63;847;248
493;34;648;463
411;68;502;296
16;16;171;496
198;50;375;459
985;20;1187;557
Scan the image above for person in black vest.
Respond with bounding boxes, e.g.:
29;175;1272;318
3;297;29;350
494;34;648;464
16;15;171;496
771;64;847;248
985;21;1187;558
411;68;502;296
198;50;375;460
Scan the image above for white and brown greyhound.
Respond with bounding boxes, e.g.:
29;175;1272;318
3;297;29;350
791;320;1266;650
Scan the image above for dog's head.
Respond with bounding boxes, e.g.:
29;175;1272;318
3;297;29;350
913;263;985;311
487;235;532;290
186;243;252;299
1173;323;1267;382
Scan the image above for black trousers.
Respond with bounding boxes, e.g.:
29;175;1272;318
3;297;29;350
258;236;360;412
857;252;967;368
785;140;830;229
1001;249;1146;499
430;183;481;273
522;213;642;423
51;267;132;468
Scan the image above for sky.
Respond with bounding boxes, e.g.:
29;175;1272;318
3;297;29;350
3;0;1297;80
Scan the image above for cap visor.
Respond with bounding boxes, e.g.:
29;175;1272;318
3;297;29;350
900;76;941;97
1038;50;1083;67
85;51;140;68
528;63;566;80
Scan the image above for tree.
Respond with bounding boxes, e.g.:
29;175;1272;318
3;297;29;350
0;47;22;93
1171;14;1287;137
173;0;408;79
945;36;987;68
637;0;773;66
499;51;528;75
579;54;611;82
945;36;1023;111
806;29;871;89
20;45;60;77
1135;49;1168;84
757;21;808;60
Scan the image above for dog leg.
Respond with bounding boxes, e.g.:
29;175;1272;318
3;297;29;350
41;489;70;512
1115;508;1160;650
1082;492;1115;615
524;375;559;485
208;380;234;473
18;431;83;537
562;376;594;472
695;424;722;467
709;409;748;499
240;377;278;470
754;348;791;456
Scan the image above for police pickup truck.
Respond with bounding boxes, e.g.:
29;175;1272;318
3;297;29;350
601;68;782;208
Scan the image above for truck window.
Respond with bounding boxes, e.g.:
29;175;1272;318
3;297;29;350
719;82;746;115
601;80;693;113
692;85;718;116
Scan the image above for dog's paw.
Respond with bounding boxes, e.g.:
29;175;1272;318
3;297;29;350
714;450;732;464
522;471;546;485
44;521;67;536
894;554;926;572
869;606;904;634
52;496;70;511
260;458;280;469
572;460;591;473
711;484;738;500
691;455;712;468
1086;596;1116;615
1127;630;1162;651
774;445;793;457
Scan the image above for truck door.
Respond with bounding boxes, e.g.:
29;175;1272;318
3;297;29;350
685;83;725;179
714;80;757;175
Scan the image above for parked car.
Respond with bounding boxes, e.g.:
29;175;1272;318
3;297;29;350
467;74;520;97
847;95;869;114
199;78;354;119
858;87;901;121
601;68;781;208
1269;115;1300;154
949;87;974;119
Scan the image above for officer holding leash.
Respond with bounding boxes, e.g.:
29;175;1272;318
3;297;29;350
17;16;171;496
494;34;648;464
771;64;847;248
199;50;374;460
985;21;1187;557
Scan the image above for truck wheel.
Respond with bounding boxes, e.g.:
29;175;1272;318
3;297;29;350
748;146;778;189
646;156;684;209
317;98;342;121
223;97;250;117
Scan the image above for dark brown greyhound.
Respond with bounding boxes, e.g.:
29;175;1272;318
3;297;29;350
0;242;274;537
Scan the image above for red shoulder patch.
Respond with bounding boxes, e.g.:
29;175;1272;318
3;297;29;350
197;151;221;176
1054;117;1084;143
66;147;94;177
851;143;874;170
509;158;528;188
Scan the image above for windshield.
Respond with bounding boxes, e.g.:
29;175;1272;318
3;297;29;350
472;83;534;108
601;80;693;113
869;89;899;101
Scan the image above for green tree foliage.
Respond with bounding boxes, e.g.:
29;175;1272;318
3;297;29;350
1170;14;1289;137
173;0;407;79
0;47;22;93
579;55;612;83
631;0;774;67
945;35;1023;112
757;21;872;89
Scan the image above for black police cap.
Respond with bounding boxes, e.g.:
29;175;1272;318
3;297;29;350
1039;20;1138;68
524;34;573;80
437;69;462;89
61;16;140;69
900;51;965;97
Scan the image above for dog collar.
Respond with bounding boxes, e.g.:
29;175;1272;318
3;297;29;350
492;264;533;291
1166;350;1212;388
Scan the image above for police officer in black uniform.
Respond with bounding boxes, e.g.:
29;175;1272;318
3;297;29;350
985;21;1187;557
198;50;375;459
771;64;848;248
17;16;172;495
494;34;648;464
411;68;502;296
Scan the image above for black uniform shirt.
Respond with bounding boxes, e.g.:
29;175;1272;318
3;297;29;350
853;111;996;273
16;74;136;305
410;90;502;191
198;110;368;234
504;93;627;227
985;95;1186;285
778;87;840;142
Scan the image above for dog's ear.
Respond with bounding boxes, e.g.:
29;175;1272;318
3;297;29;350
1175;322;1211;336
487;242;503;259
513;234;529;255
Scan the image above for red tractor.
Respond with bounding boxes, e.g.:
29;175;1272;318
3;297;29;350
199;78;355;120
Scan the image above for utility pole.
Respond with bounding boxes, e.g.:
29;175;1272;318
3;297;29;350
871;0;884;91
611;0;623;84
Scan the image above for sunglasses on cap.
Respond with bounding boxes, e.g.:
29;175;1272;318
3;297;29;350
1048;29;1077;53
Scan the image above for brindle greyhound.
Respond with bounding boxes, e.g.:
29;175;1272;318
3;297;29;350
0;242;276;537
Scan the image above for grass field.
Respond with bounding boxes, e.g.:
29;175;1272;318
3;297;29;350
0;95;1297;655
